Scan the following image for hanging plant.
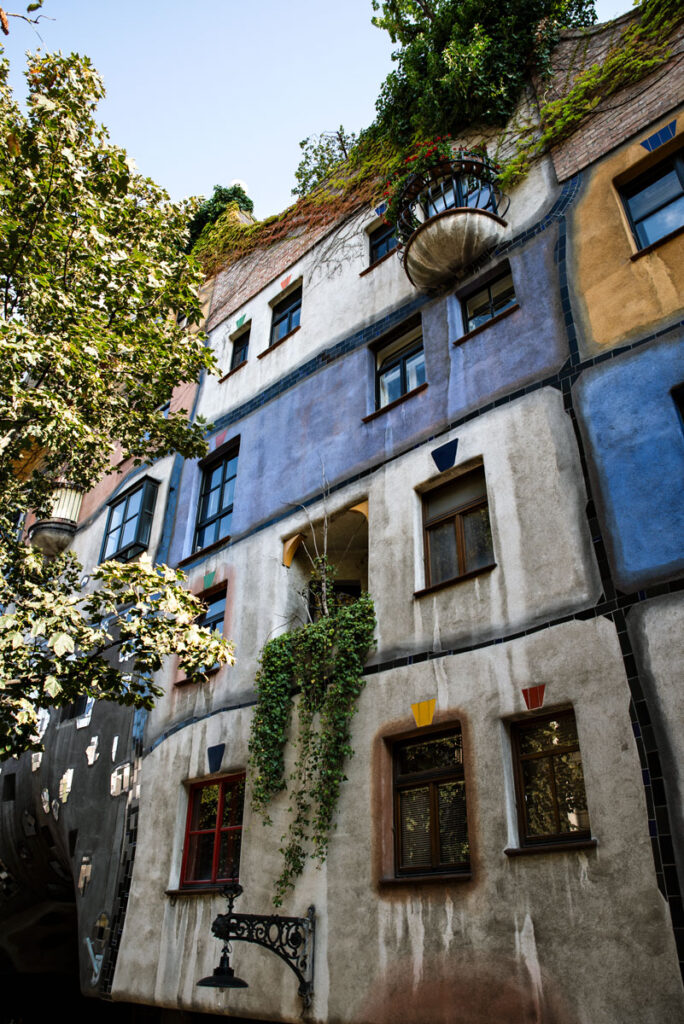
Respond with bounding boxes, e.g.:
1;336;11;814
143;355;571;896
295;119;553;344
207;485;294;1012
248;557;376;905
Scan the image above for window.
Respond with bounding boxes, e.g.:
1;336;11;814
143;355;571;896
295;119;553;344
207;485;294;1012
620;149;684;249
181;774;245;887
462;269;516;333
369;222;397;265
422;466;494;588
270;286;302;347
230;328;250;370
421;169;498;218
60;695;90;722
199;588;227;637
101;479;158;562
393;726;469;876
194;444;238;552
376;320;425;410
512;710;591;846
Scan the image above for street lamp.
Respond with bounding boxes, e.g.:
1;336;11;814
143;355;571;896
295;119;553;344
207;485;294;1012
197;882;315;1010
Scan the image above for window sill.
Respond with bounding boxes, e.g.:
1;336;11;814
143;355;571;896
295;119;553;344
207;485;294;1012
359;247;398;277
219;360;247;383
177;535;232;568
414;563;497;598
453;303;520;347
504;838;597;857
166;885;234;904
174;666;220;687
629;223;684;260
379;871;472;886
362;382;428;423
257;324;301;358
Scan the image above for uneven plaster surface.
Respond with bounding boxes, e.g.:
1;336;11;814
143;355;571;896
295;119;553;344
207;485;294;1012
574;334;684;590
146;387;600;744
569;107;684;353
112;619;683;1023
628;593;684;884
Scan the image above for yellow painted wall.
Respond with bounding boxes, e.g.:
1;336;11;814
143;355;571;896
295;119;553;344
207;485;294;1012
570;108;684;352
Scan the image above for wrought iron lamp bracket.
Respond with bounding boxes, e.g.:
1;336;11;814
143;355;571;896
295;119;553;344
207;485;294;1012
211;884;316;1009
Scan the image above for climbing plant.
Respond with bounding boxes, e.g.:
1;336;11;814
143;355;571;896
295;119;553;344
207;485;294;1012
249;558;376;905
191;0;681;280
499;0;683;189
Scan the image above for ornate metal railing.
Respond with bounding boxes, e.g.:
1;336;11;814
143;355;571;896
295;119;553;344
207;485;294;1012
395;154;509;245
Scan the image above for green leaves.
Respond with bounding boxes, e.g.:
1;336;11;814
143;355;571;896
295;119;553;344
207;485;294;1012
371;0;597;143
0;50;236;755
0;532;235;757
291;127;359;199
248;563;376;905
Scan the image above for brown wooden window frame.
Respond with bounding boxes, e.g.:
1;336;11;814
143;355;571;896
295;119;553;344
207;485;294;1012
511;709;591;848
422;466;495;590
392;725;470;878
180;773;245;888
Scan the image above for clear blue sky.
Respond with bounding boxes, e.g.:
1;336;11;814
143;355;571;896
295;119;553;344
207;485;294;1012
4;0;631;219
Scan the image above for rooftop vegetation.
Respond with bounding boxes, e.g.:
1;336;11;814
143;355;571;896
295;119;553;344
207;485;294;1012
191;0;681;277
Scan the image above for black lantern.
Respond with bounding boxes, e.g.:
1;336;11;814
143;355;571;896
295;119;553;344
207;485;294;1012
197;944;248;989
196;881;315;1009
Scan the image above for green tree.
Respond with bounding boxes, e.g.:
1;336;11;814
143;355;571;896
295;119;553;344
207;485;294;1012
0;49;234;757
371;0;596;142
292;126;358;198
186;183;254;252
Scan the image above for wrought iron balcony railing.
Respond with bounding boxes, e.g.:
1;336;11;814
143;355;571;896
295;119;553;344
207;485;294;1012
395;153;509;245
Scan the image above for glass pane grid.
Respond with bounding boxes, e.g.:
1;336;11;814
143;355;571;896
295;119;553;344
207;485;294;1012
195;452;238;551
515;712;591;844
183;777;244;886
395;728;469;875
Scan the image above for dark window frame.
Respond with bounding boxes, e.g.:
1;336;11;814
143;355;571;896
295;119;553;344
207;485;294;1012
421;171;499;219
198;585;227;636
369;222;398;266
180;774;245;888
422;466;494;589
230;327;250;370
193;441;239;553
620;148;684;250
392;724;470;877
270;286;302;347
511;709;591;848
100;478;158;563
374;317;425;411
461;266;516;335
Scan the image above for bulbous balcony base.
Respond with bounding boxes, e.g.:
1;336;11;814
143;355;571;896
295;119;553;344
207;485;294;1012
403;207;508;292
28;518;78;558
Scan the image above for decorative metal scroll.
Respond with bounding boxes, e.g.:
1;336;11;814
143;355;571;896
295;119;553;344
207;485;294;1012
211;883;315;1008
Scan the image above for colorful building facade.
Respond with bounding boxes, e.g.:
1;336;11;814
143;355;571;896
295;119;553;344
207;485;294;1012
1;13;683;1024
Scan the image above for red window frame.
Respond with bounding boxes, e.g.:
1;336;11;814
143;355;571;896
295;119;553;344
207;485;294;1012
180;774;245;888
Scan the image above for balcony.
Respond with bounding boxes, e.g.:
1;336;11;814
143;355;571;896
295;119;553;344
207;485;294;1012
28;481;83;558
395;154;509;291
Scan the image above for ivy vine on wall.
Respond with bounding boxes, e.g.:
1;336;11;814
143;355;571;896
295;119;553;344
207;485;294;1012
248;558;376;905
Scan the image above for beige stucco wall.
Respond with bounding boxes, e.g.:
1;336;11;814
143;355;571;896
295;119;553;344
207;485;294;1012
112;616;683;1023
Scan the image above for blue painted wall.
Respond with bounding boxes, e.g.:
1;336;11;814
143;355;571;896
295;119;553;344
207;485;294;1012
575;333;684;589
168;230;572;568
